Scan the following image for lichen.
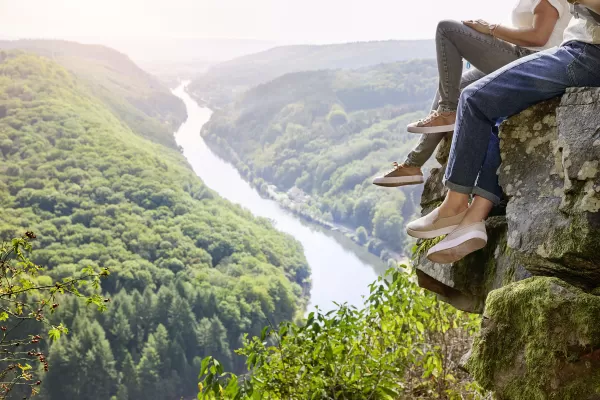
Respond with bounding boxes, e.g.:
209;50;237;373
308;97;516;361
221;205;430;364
577;160;599;180
466;277;600;400
578;180;600;213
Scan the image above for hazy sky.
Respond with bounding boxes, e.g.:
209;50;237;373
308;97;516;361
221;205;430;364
1;0;514;44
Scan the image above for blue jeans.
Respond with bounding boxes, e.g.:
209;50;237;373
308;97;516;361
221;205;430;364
444;41;600;204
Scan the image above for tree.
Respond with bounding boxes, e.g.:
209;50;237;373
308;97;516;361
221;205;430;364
120;352;138;400
45;319;117;400
372;206;405;252
136;324;177;400
356;226;368;245
197;317;232;372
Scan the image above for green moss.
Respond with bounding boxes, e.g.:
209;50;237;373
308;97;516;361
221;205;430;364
482;254;498;292
414;235;445;260
466;277;600;400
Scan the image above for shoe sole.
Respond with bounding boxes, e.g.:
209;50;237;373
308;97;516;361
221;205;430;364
372;175;424;187
426;231;487;264
407;123;455;134
406;224;458;240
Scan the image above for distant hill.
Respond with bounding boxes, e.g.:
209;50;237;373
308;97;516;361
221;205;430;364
103;37;278;64
188;39;435;108
0;39;186;148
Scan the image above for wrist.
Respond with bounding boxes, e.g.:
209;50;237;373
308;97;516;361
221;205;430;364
490;23;500;37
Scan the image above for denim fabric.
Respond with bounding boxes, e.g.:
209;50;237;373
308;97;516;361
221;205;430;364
444;41;600;204
404;20;533;167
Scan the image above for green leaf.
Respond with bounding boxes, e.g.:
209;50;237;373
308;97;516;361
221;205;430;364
199;356;211;377
0;312;8;322
260;326;269;341
225;375;239;396
279;324;288;337
18;363;32;371
416;321;425;333
48;328;61;341
378;385;400;399
312;322;321;334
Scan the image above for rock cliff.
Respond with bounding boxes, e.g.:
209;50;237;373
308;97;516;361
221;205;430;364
414;87;600;399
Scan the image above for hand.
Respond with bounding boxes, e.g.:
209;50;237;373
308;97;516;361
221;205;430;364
463;19;493;35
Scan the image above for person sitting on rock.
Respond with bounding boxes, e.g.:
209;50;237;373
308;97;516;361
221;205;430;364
373;0;571;187
406;0;600;264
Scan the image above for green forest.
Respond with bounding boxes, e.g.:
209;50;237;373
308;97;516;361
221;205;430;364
200;60;439;255
0;50;309;399
0;39;187;149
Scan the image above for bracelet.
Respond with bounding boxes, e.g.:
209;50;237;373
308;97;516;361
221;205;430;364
490;23;500;37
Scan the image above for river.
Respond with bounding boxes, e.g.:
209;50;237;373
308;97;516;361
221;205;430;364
172;83;388;312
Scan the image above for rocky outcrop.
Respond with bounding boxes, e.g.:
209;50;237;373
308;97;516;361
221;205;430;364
414;88;600;399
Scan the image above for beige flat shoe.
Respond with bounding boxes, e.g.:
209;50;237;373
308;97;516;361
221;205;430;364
406;207;467;239
426;222;487;264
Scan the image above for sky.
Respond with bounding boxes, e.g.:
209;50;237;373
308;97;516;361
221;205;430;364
1;0;514;44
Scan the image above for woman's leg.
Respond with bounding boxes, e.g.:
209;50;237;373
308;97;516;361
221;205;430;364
408;20;530;134
435;20;530;112
404;68;487;167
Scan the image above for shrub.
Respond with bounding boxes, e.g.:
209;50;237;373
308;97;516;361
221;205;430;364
198;267;487;399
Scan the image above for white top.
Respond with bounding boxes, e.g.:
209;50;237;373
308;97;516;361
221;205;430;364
512;0;572;50
562;5;600;44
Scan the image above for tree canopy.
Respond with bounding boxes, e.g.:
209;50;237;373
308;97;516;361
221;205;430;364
0;50;309;400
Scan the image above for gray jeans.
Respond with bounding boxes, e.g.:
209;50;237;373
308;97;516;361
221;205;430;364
405;20;534;167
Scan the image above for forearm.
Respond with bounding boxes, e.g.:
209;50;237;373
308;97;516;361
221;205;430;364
492;25;549;48
576;0;600;15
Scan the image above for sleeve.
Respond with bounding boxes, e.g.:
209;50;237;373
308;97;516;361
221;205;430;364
531;0;565;17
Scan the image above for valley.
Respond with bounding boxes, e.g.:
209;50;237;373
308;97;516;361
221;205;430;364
0;37;452;400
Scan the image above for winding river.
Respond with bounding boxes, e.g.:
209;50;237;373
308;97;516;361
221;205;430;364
172;83;388;312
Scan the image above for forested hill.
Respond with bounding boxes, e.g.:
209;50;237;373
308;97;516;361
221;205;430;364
0;50;309;400
188;39;435;107
201;59;438;256
0;39;186;148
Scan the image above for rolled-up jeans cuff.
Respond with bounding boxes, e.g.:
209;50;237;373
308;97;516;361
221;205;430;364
443;179;501;205
443;178;472;196
472;187;501;206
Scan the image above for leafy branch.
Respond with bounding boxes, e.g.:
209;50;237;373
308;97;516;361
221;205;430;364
0;232;110;399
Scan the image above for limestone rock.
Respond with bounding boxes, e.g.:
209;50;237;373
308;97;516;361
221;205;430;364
501;89;600;289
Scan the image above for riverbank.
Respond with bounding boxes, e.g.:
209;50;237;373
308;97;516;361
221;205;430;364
193;103;411;267
173;83;390;311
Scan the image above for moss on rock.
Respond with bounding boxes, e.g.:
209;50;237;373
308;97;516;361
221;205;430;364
466;277;600;400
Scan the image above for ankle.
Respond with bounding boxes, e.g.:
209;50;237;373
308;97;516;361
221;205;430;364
438;202;468;218
459;213;485;226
